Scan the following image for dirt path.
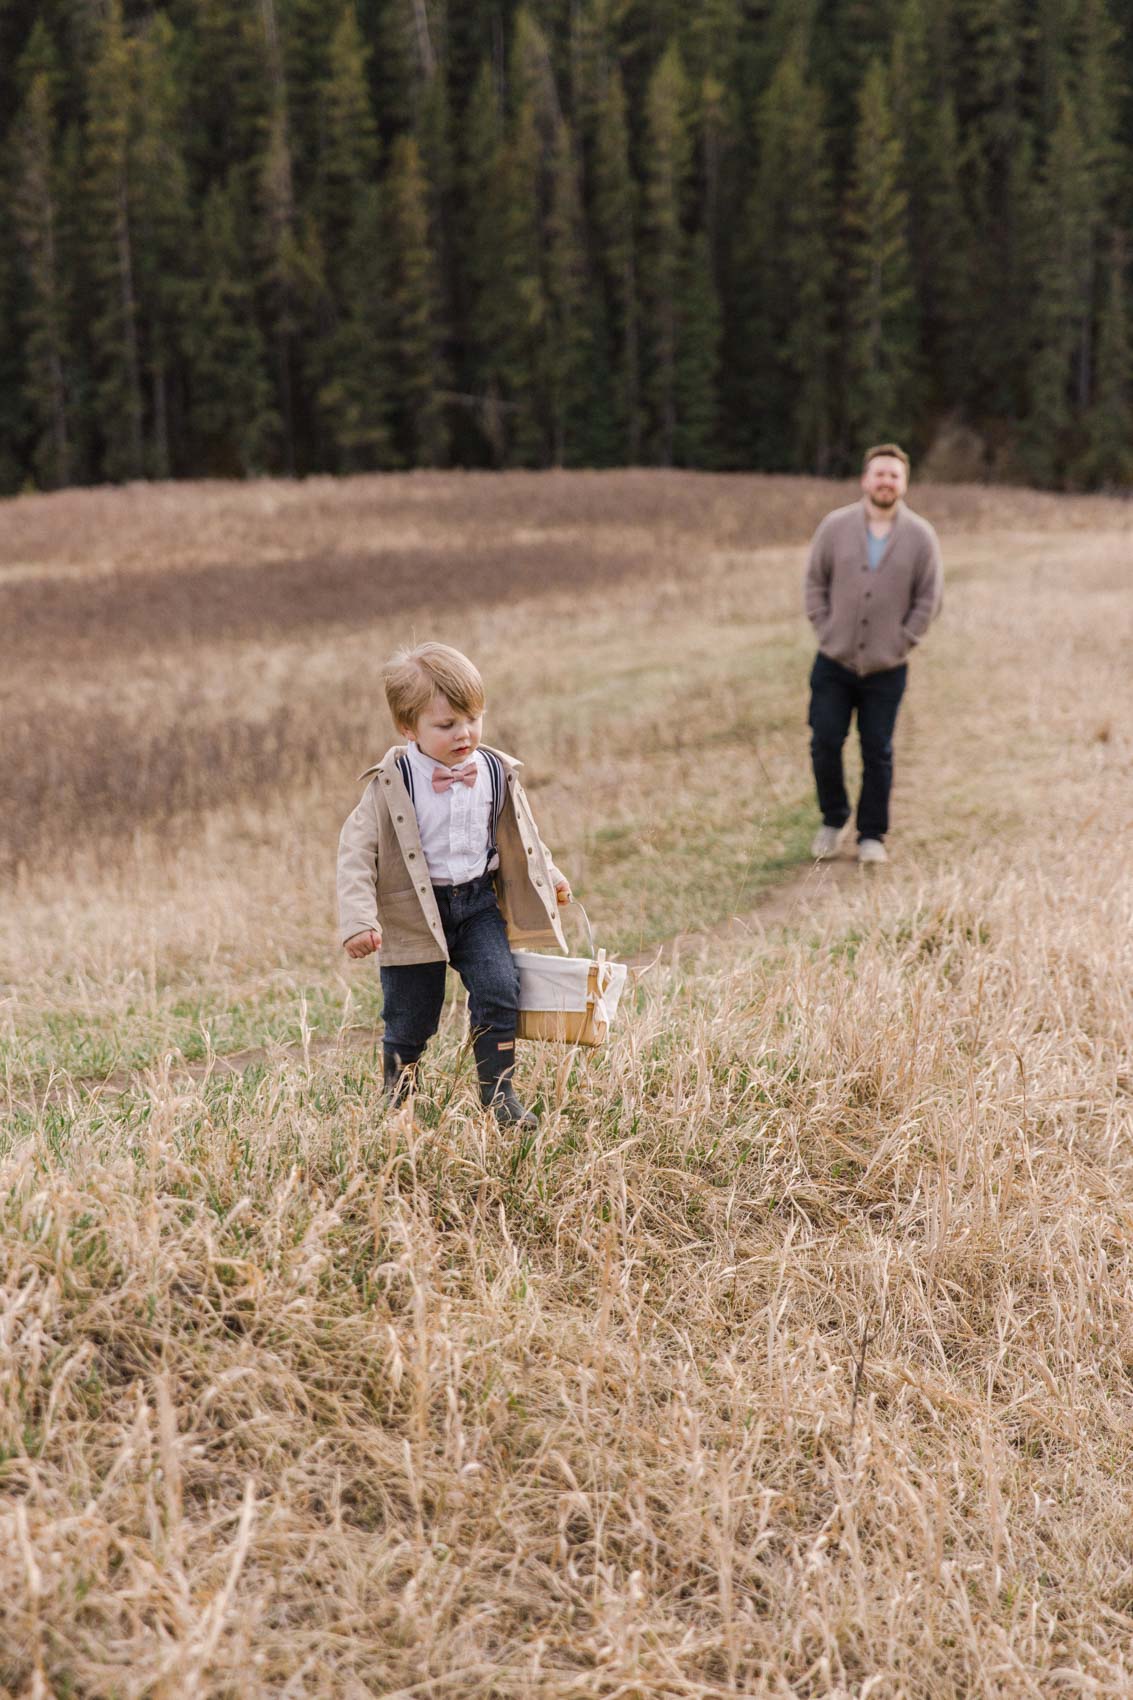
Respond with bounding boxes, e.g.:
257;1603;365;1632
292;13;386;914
632;853;864;963
39;854;870;1106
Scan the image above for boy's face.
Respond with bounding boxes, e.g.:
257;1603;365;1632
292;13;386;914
405;692;484;767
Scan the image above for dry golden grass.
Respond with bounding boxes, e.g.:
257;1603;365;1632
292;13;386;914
3;472;1133;1696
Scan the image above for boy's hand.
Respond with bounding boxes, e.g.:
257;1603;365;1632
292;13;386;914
554;879;572;906
344;928;381;958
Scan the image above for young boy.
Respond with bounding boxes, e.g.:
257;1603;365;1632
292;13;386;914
337;642;572;1127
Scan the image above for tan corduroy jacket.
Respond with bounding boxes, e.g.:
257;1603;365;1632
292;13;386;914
337;743;568;966
804;499;943;676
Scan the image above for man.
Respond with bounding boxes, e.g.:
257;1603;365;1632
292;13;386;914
804;443;943;864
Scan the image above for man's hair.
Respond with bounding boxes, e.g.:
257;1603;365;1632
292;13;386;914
383;641;485;731
862;442;911;474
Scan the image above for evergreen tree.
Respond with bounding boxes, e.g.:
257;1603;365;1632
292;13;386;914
1081;236;1132;487
414;64;455;391
185;0;273;195
470;10;560;467
0;239;28;493
84;0;144;481
681;0;742;96
13;43;71;487
1067;0;1124;412
186;176;279;474
889;0;974;418
952;0;1030;417
496;88;548;464
317;3;379;258
545;116;591;465
132;14;193;477
591;62;640;461
446;0;506;113
458;59;511;461
510;6;560;146
1034;0;1072;137
1023;94;1092;483
386;134;448;465
729;37;834;470
4;0;1133;489
317;182;393;468
642;41;691;465
674;226;721;466
259;100;311;473
784;97;837;472
279;0;331;197
372;0;419;132
681;0;741;255
813;0;906;152
568;0;612;146
736;0;820;118
309;2;382;468
916;94;973;413
616;0;685;112
844;60;915;448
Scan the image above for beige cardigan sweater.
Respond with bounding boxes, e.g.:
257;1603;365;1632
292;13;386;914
804;499;943;675
337;743;568;965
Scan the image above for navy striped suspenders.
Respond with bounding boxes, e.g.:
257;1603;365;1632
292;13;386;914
395;753;415;804
482;750;505;871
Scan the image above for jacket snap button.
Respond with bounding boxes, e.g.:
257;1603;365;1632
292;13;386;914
408;851;415;859
396;814;404;822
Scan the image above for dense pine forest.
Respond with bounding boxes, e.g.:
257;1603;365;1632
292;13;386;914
2;0;1131;493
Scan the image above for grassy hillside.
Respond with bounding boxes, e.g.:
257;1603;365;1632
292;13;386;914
3;472;1133;1696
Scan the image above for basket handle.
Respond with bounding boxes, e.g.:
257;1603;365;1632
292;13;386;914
564;899;597;959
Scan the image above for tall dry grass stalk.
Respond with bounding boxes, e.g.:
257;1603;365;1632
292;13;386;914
5;852;1133;1694
3;472;1133;1694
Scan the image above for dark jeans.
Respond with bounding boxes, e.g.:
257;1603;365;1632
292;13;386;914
808;652;907;842
380;871;519;1064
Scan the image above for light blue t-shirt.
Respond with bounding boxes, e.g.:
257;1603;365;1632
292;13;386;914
867;530;889;570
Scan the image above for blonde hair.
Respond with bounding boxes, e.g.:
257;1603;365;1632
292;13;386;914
383;641;485;732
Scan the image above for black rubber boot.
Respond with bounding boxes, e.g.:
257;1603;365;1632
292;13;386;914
472;1031;538;1129
382;1047;419;1107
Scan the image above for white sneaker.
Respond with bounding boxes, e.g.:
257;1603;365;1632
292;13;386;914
810;824;844;860
857;838;888;865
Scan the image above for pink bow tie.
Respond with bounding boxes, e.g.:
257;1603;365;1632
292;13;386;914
431;761;478;792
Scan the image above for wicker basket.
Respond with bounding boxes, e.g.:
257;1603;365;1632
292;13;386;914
513;905;628;1048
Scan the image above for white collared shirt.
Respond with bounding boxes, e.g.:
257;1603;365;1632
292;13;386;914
406;742;494;884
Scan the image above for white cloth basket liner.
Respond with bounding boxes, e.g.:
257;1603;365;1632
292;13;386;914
513;950;628;1023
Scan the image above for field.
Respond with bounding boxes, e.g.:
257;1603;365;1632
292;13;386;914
3;470;1133;1697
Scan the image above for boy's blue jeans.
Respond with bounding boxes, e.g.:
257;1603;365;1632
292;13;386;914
380;871;519;1065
